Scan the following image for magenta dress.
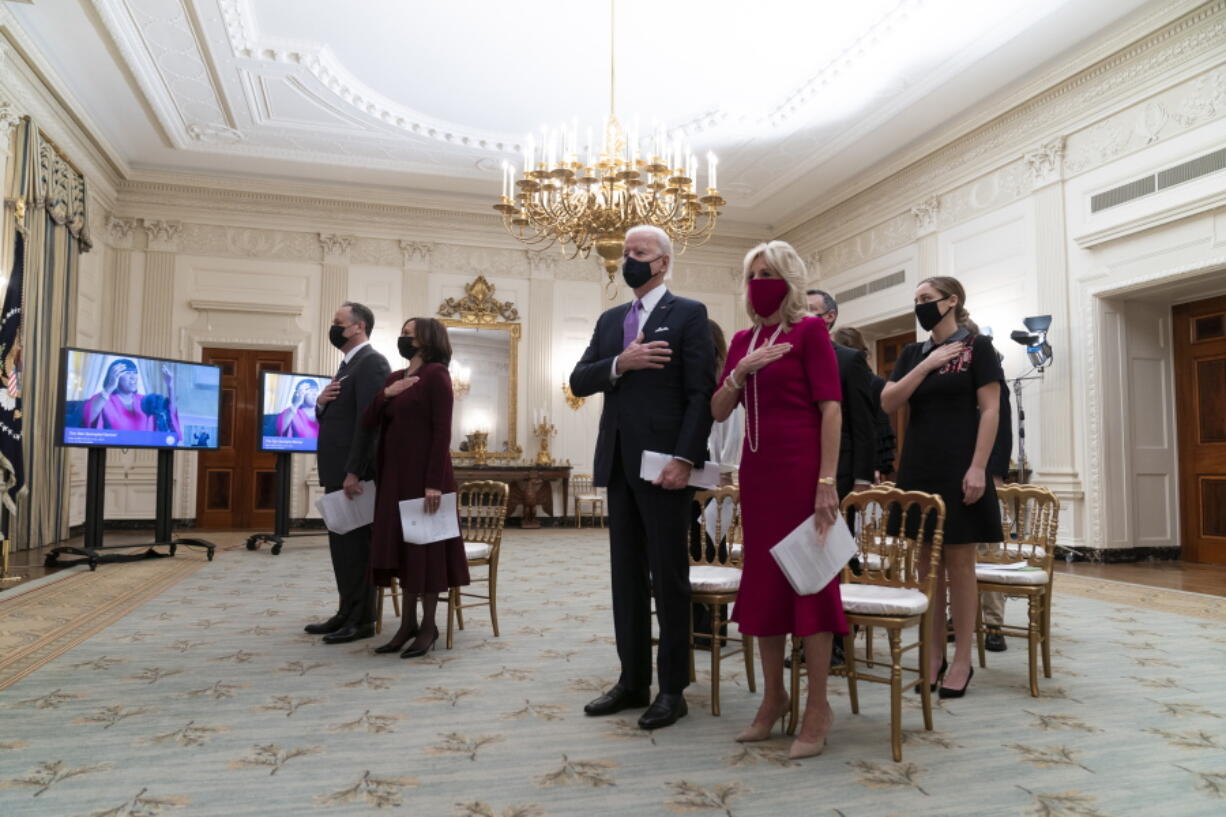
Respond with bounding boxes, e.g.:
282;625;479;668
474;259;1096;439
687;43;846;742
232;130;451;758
83;392;182;439
276;407;319;438
722;316;849;637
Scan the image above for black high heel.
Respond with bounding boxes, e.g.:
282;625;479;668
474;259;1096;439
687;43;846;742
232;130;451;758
400;626;439;659
915;658;948;693
939;666;974;699
373;626;418;654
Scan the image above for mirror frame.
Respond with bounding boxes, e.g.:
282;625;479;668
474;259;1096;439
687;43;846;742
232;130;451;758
437;276;523;461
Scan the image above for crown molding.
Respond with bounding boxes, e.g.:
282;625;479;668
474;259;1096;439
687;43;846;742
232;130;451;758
188;299;303;316
776;0;1218;246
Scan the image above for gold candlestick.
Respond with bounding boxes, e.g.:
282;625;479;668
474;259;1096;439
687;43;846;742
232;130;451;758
533;420;556;466
465;430;490;466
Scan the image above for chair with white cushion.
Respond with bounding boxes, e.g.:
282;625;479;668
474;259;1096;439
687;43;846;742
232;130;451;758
790;487;946;762
571;473;606;528
975;484;1059;697
689;486;755;715
446;480;510;649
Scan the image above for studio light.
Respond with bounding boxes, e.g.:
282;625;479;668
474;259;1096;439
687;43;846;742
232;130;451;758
1010;314;1053;369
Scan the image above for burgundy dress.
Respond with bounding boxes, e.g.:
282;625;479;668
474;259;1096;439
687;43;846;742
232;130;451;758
363;362;469;594
721;316;849;637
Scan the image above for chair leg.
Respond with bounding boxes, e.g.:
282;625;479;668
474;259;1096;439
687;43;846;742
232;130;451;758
446;587;456;650
390;578;401;618
743;633;756;693
710;603;721;716
1041;587;1053;678
488;563;500;638
456;590;465;630
889;627;904;762
845;631;860;716
865;626;874;667
976;603;987;669
374;589;383;635
918;612;934;732
1028;594;1041;697
787;636;801;735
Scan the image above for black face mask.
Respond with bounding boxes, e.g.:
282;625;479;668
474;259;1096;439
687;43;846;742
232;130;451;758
397;337;419;360
621;254;661;289
915;297;951;332
328;324;349;350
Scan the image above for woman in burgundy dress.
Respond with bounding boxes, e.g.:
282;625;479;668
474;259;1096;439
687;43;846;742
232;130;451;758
363;317;469;658
711;240;846;760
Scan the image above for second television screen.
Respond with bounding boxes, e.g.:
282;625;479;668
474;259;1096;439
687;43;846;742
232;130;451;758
259;371;332;453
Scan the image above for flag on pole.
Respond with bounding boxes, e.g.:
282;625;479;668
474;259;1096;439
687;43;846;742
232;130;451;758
0;229;25;516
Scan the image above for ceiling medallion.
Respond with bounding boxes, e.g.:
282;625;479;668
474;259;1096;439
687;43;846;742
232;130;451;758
493;0;725;290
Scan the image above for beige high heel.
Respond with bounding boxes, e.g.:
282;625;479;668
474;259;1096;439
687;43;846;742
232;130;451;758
788;704;833;759
735;696;790;743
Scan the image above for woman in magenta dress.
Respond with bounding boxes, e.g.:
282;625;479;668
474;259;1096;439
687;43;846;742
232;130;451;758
276;378;321;438
363;317;469;658
711;240;846;760
83;358;182;440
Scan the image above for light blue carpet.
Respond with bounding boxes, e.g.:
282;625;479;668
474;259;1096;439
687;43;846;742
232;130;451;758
1;529;1224;816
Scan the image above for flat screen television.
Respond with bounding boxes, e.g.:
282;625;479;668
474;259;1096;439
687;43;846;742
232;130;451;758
57;348;222;449
257;370;332;453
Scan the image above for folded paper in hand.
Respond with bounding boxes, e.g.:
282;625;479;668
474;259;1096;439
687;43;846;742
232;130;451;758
314;481;376;534
770;514;858;596
399;492;460;544
640;450;720;489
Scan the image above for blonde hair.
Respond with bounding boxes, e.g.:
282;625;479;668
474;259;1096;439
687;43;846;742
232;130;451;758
741;240;811;329
918;276;973;329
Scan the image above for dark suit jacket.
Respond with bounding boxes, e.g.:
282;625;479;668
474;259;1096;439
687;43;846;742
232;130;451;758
834;343;876;493
569;290;715;488
988;380;1013;479
868;373;897;475
315;344;391;488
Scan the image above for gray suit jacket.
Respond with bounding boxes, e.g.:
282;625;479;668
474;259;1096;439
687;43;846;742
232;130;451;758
315;344;391;488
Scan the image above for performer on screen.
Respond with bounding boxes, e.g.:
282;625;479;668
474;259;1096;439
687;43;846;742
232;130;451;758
276;378;321;438
83;358;181;439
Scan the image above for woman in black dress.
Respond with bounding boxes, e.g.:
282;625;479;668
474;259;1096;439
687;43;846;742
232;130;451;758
881;276;1002;698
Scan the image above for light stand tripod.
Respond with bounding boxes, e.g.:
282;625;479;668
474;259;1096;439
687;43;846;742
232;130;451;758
1010;368;1045;484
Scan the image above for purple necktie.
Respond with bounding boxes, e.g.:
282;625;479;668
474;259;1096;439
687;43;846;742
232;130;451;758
622;300;642;349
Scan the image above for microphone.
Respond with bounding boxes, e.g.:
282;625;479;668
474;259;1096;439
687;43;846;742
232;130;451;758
141;393;172;432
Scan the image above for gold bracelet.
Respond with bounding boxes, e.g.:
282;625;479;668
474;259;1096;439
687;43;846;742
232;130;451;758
817;477;835;486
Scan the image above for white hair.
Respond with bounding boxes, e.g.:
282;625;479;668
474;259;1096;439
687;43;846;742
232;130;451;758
624;225;674;264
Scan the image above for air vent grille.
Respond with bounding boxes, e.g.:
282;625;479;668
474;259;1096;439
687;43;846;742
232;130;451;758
1090;145;1226;213
835;270;905;305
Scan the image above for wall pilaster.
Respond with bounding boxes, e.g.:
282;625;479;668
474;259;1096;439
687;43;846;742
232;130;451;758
318;233;353;374
139;220;181;357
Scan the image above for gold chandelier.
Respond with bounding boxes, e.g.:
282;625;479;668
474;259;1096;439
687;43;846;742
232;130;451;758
494;0;725;287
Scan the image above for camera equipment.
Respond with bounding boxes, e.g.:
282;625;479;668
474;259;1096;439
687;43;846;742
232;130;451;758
1010;314;1052;370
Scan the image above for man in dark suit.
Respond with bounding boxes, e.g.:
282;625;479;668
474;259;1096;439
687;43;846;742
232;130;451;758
570;225;715;730
806;290;876;496
305;301;391;644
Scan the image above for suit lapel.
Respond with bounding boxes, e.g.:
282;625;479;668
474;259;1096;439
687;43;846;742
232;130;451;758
639;292;675;340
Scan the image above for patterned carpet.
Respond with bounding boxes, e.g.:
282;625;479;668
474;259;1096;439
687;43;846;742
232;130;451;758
1;529;1224;817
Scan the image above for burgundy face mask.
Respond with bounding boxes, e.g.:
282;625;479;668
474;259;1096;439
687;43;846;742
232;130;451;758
748;277;789;318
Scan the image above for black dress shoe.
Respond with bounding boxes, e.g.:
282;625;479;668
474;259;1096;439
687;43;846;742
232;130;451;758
583;684;650;716
638;692;687;730
985;629;1008;652
939;666;974;699
914;658;948;694
400;626;439;659
304;614;346;635
321;624;375;644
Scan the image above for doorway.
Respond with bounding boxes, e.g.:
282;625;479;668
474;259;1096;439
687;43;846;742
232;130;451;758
195;348;294;530
1173;294;1226;564
875;330;916;474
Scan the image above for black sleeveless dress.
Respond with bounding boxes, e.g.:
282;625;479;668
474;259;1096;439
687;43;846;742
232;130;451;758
889;331;1004;545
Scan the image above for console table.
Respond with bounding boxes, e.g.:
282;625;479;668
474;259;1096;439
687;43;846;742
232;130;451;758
455;463;572;529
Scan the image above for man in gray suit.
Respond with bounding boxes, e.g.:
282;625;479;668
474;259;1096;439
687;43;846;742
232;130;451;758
304;301;391;644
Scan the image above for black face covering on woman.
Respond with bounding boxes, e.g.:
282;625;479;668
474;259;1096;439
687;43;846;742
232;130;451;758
621;255;660;289
328;324;348;350
397;337;419;360
915;297;951;332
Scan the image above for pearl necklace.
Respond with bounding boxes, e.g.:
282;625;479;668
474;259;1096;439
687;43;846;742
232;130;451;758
744;321;786;454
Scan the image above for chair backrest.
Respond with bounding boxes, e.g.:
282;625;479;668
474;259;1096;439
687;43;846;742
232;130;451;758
841;487;946;597
691;486;742;568
992;484;1059;571
571;473;595;495
458;481;510;552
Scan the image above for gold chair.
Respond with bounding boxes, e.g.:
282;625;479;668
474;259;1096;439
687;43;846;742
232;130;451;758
690;486;756;715
789;487;946;762
571;473;605;528
446;480;510;649
374;577;400;635
975;484;1059;697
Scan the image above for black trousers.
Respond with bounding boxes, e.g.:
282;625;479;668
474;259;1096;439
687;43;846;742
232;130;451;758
324;485;375;628
606;447;693;694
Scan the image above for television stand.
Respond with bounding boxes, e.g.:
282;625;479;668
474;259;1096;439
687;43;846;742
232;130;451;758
45;448;216;570
246;452;317;555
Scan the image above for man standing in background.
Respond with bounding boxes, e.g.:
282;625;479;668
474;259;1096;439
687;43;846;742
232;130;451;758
305;301;391;644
